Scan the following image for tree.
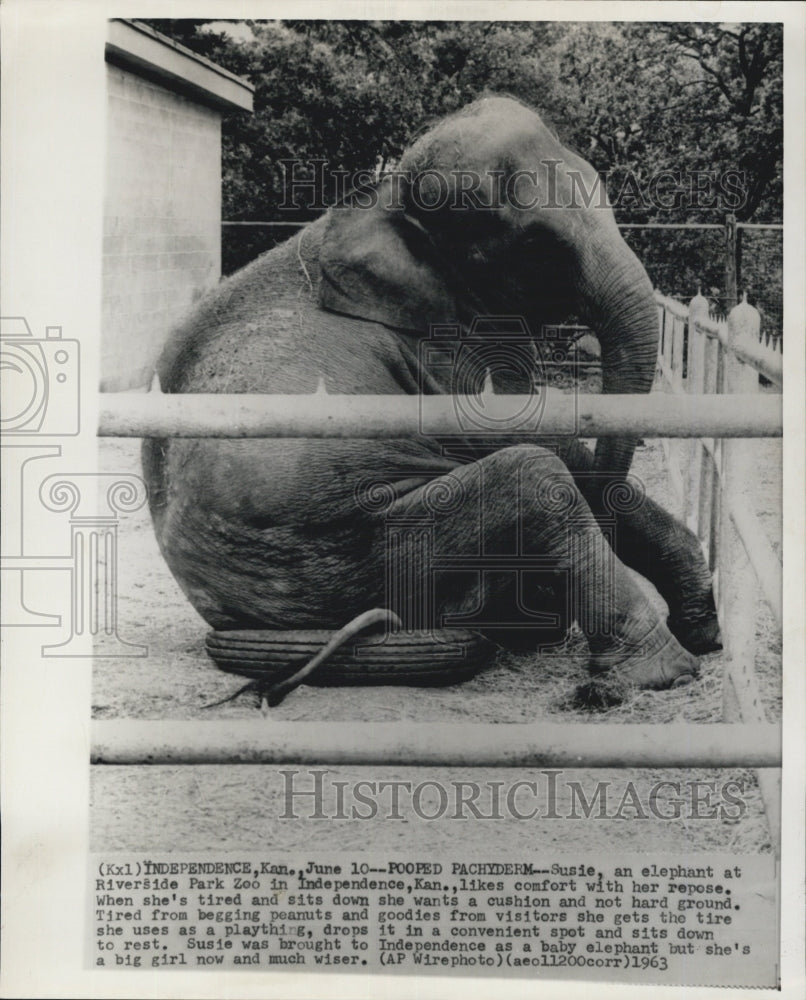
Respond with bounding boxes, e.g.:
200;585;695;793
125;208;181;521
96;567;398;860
659;23;782;221
141;19;781;223
138;18;782;320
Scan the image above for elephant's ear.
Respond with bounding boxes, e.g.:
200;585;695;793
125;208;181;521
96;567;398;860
318;177;457;334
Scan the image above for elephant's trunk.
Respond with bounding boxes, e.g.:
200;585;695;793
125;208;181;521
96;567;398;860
573;230;659;485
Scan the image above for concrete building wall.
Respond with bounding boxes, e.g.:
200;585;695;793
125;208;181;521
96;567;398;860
102;66;222;390
101;20;253;391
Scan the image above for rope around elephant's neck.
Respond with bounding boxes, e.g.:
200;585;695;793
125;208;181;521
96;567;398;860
202;608;403;712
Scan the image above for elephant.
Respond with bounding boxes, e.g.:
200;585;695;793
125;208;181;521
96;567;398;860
142;95;721;701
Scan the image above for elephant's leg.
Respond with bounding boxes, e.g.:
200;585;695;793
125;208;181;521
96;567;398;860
386;444;698;690
556;439;722;654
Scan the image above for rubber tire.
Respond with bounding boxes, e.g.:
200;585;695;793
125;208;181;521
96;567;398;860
206;628;492;687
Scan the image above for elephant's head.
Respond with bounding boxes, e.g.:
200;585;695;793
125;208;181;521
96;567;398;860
319;95;658;483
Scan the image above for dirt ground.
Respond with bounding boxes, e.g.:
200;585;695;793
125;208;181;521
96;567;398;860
91;432;781;855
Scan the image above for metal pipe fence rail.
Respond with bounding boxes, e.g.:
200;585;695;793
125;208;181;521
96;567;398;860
98;391;782;440
92;720;781;769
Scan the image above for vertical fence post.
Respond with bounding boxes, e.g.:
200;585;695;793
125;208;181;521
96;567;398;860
695;303;721;572
654;296;689;520
718;296;780;852
666;306;687;519
686;290;710;393
685;292;710;540
720;297;762;718
724;214;738;311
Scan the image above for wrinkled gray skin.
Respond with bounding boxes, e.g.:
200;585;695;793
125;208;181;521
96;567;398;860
143;96;719;680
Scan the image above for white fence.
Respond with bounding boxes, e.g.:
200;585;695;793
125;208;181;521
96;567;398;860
655;289;783;849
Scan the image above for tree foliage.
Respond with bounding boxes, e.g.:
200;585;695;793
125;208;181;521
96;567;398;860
141;19;781;221
139;19;783;316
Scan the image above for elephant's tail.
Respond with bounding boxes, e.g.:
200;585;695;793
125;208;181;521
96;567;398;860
262;608;403;707
202;608;403;711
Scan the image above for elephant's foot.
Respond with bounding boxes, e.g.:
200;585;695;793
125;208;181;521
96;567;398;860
605;623;699;690
667;611;723;656
575;614;700;710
